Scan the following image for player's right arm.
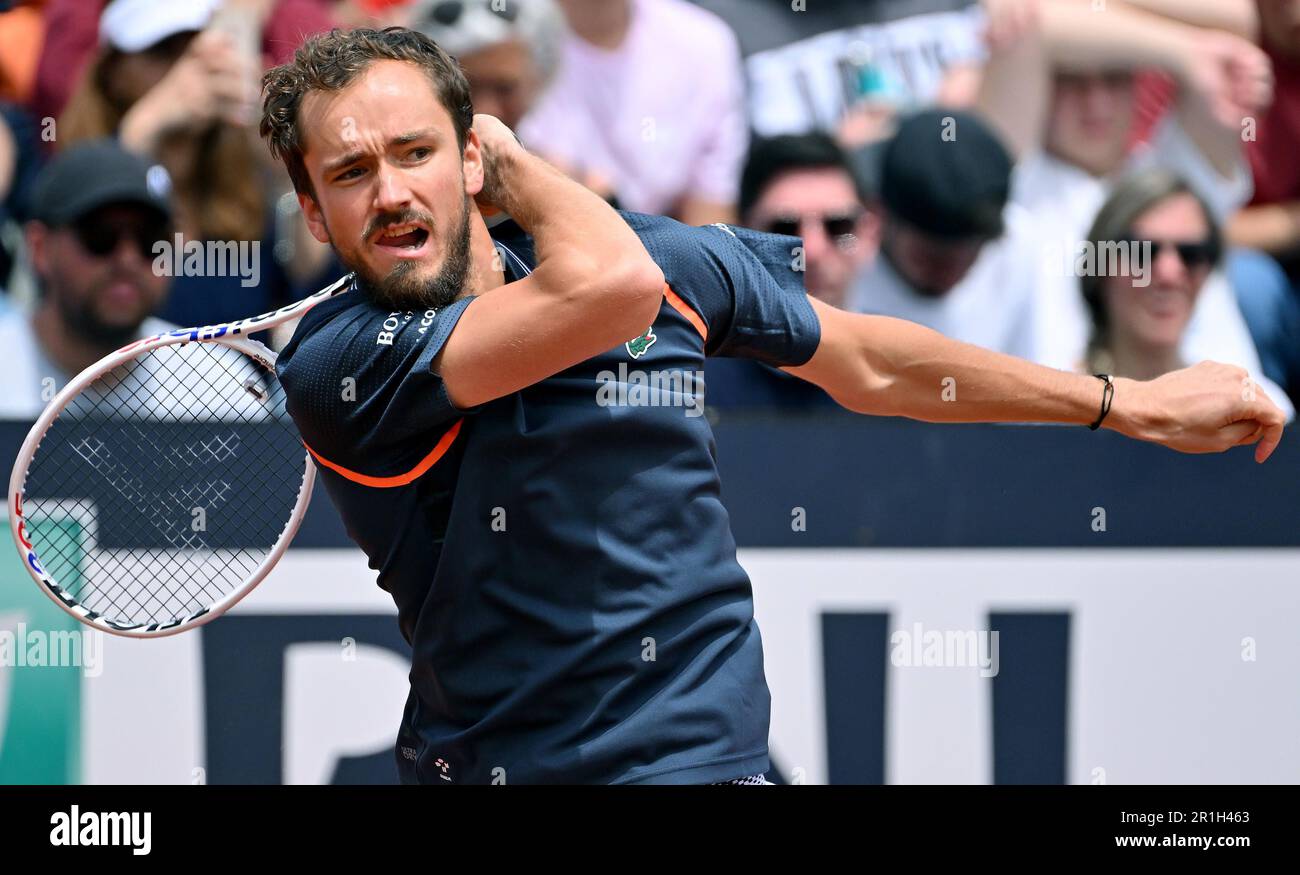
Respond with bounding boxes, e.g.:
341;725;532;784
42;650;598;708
436;115;665;409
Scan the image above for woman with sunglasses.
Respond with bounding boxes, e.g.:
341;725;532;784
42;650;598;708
1079;169;1295;421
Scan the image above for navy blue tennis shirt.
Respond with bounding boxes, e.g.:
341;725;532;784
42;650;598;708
277;212;821;784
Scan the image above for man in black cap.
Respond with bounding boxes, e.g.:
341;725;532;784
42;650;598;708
851;108;1040;358
0;139;172;417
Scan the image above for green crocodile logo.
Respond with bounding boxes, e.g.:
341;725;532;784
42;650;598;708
626;326;657;359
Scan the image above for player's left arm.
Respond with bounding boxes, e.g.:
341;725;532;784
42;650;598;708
784;296;1287;463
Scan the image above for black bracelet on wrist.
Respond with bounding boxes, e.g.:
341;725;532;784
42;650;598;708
1089;373;1114;431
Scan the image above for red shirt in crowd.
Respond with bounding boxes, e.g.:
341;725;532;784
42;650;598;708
1245;41;1300;206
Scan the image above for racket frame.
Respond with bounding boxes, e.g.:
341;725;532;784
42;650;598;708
8;274;353;638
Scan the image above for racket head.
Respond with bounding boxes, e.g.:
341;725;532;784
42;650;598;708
9;332;316;638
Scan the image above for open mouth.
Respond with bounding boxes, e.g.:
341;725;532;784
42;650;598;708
372;222;431;255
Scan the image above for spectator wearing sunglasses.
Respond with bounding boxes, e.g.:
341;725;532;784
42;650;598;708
741;133;877;311
0;139;173;418
849;109;1042;359
977;0;1276;392
51;0;339;329
1080;169;1294;420
703;132;873;410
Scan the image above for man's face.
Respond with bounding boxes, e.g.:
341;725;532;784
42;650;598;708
29;204;169;344
1046;71;1136;177
746;168;876;310
1104;192;1214;351
296;59;484;310
880;214;990;297
459;40;540;131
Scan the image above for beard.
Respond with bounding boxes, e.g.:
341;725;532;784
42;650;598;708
54;277;150;347
340;194;473;313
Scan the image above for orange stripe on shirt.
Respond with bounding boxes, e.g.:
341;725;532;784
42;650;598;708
664;284;707;341
305;419;463;488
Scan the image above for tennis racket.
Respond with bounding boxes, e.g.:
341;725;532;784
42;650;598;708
8;272;354;638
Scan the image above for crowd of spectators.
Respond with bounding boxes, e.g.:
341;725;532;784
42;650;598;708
0;0;1296;420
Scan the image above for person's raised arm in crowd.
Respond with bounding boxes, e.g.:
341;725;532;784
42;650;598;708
971;0;1282;401
977;0;1271;180
1110;0;1259;40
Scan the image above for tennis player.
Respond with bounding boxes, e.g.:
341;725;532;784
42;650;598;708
262;28;1285;785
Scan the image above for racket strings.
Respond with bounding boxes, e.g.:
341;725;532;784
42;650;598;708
21;341;309;628
62;428;236;620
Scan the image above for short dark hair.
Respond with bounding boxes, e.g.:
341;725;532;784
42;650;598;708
739;133;866;219
260;27;474;197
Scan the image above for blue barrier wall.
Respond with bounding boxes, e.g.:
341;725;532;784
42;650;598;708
4;417;1296;784
10;414;1296;550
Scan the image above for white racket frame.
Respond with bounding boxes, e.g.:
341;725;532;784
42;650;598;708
8;273;354;638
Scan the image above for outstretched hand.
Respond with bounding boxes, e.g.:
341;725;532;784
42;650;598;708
1110;361;1287;464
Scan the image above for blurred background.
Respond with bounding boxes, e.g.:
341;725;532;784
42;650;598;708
0;0;1298;784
